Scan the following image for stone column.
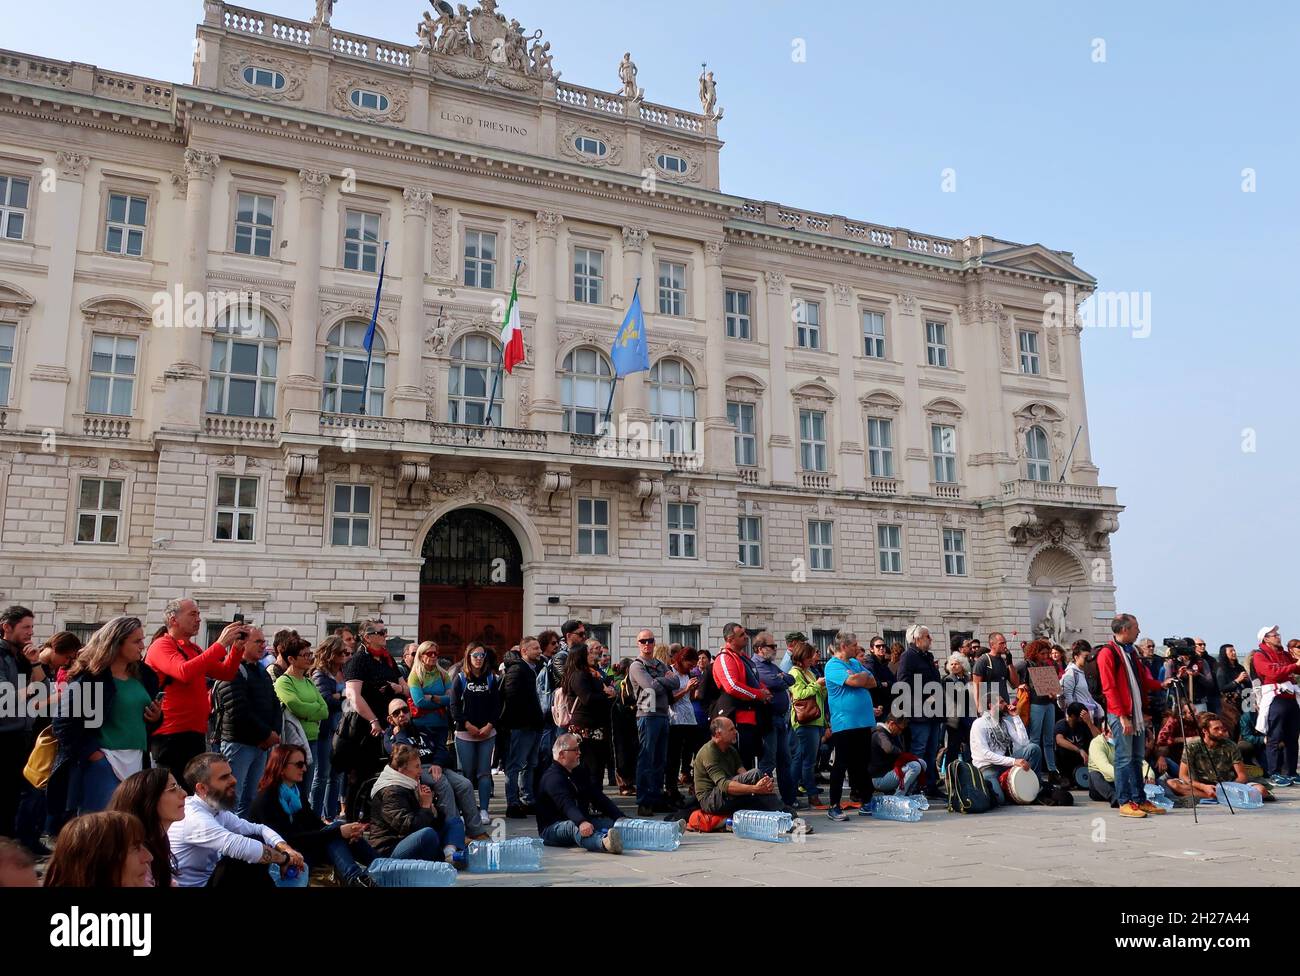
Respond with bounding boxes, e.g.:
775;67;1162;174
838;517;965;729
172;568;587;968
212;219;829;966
619;227;650;423
764;270;794;485
702;241;734;473
393;187;432;421
529;210;564;430
958;291;1008;498
894;291;928;494
1063;315;1098;483
23;151;88;431
159;148;219;432
283;169;330;435
831;283;864;490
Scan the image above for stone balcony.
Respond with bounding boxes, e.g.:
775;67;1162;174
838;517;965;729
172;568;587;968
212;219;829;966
997;478;1122;548
1000;479;1117;508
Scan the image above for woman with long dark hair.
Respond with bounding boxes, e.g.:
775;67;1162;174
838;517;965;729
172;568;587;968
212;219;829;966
561;642;615;786
108;767;186;887
610;658;640;795
310;636;349;819
251;744;375;886
1216;644;1249;738
664;647;702;805
1019;639;1062;784
44;811;153;888
450;647;499;823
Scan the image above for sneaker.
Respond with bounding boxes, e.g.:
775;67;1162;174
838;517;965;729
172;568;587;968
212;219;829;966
1118;802;1147;818
443;846;458;864
826;805;849;823
1136;801;1167;816
636;804;655;817
479;809;491;825
1268;774;1292;788
346;871;375;888
602;826;624;854
788;816;813;836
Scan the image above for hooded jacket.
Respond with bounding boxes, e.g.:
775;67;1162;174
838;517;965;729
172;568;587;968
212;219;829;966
366;764;442;857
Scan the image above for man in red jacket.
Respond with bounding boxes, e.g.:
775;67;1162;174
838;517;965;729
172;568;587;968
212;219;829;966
1250;625;1300;786
1096;613;1175;819
711;623;771;769
146;598;246;788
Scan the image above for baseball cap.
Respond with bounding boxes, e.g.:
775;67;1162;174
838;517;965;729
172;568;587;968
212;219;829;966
1258;625;1279;644
784;631;807;643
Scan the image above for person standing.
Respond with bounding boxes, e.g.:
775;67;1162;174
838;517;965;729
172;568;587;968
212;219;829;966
560;642;616;789
942;653;975;767
309;637;348;819
629;629;680;816
1215;644;1249;738
146;600;246;789
896;625;943;798
662;647;700;806
450;647;499;823
339;619;405;818
610;659;640;795
273;637;329;806
1019;639;1062;785
971;631;1019;716
711;623;771;769
752;631;796;807
1062;642;1105;725
863;636;894;723
1251;626;1300;786
499;636;545;818
211;626;281;818
823;631;877;822
789;642;827;807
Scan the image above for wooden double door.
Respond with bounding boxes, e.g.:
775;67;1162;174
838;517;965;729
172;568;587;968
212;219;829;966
419;583;523;660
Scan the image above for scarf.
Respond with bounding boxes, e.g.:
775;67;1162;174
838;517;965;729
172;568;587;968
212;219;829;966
371;763;419;798
367;645;397;670
279;783;302;817
1110;641;1145;727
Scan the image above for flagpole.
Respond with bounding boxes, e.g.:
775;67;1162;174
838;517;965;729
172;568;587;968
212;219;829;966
358;241;390;418
605;277;640;430
484;257;522;427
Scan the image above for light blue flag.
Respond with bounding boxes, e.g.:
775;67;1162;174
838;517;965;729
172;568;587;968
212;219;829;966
610;285;649;377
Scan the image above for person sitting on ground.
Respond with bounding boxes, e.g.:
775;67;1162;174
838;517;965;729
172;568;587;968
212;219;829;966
693;717;806;831
869;715;925;796
108;767;186;887
1087;723;1155;807
0;838;39;887
1166;712;1268;804
43;811;154;888
366;744;465;865
535;733;625;854
1054;703;1096;788
1156;700;1200;778
382;697;487;839
169;752;304;888
969;697;1043;805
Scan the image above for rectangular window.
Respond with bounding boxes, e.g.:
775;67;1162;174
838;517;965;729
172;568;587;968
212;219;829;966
573;247;603;304
64;622;104;645
87;334;137;416
75;478;122;544
588;624;612;650
737;516;761;567
863;310;886;358
812;630;838;662
463;230;497;288
658;260;686;316
867;417;894;478
1018;329;1041;375
883;629;906;652
0;175;30;241
931;424;957;484
343;210;381;272
795;299;821;349
877;524;902;574
0;322;14;407
577;497;609;556
943;528;967;577
233;192;275;257
808;520;834;571
925;320;949;367
667;502;697;559
214;475;258;542
104;192;147;256
669;625;700;648
331;483;372;547
799;409;827;472
725;288;751;340
728;401;757;467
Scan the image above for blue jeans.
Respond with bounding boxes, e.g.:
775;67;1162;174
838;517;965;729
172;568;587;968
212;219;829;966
69;756;121;814
1029;704;1058;773
322;833;376;883
872;759;925;796
909;720;942;789
793;725;824;799
390;820;466;860
636;714;669;806
504;729;540;807
455;737;495;811
219;740;268;818
540;816;615;852
309;733;338;820
1107;713;1146;806
980;744;1043;804
759;717;797;805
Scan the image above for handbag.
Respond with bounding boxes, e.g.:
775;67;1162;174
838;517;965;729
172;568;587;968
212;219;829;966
24;727;57;789
793;695;821;725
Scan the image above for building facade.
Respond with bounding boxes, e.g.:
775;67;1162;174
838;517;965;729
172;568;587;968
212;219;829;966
0;1;1121;656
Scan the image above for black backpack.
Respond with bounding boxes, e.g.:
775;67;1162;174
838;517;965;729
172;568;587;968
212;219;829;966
946;759;993;814
1037;784;1074;807
350;776;379;824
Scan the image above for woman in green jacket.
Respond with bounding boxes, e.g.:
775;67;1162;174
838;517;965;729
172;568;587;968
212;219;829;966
274;637;330;805
789;642;828;807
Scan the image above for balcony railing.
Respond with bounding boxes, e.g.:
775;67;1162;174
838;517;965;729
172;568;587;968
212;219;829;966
867;477;899;496
933;483;963;500
319;412;405;439
205;414;277;441
737;200;962;261
801;472;832;491
1001;479;1116;507
430;422;547;452
83;415;133;439
737;465;760;485
221;5;313;46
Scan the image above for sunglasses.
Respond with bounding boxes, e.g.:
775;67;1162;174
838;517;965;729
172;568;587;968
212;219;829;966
638;637;655;644
288;760;307;769
390;707;410;716
367;629;387;637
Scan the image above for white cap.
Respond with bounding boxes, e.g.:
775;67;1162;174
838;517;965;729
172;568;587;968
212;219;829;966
1258;625;1279;644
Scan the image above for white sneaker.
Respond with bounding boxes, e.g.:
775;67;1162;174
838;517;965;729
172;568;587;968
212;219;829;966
443;846;458;864
479;809;491;825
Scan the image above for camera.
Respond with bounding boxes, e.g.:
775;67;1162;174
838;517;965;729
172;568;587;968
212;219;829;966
1163;637;1195;653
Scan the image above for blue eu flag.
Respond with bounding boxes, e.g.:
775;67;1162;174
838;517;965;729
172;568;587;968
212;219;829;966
610;285;649;377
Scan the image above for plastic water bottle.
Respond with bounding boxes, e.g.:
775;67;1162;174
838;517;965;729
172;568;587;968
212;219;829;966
728;810;793;843
613;818;681;851
868;794;924;822
466;837;544;873
1143;784;1175;812
910;794;930;812
1215;781;1263;809
366;858;457;887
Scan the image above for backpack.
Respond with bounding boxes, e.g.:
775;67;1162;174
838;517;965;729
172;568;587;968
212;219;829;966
551;684;574;727
1037;784;1074;807
945;759;993;814
350;775;378;824
536;661;553;714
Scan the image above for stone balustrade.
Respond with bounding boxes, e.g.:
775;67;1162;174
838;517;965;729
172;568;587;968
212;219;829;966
82;415;132;439
204;414;277;441
221;5;313;46
1001;479;1115;507
739;199;962;259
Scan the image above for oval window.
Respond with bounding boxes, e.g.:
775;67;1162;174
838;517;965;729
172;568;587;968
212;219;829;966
349;89;390;112
242;66;286;90
656;153;688;174
574;136;607;157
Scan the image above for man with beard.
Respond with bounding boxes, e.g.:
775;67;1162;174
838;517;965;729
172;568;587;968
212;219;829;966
169;752;304;887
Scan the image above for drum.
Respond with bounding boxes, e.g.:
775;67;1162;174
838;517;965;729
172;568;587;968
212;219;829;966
999;766;1039;805
1073;766;1090;790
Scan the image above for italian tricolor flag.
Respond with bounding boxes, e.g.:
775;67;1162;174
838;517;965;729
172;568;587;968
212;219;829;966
499;267;525;374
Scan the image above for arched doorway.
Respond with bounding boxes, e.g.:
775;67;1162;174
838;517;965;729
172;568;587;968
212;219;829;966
419;508;524;659
1027;546;1087;643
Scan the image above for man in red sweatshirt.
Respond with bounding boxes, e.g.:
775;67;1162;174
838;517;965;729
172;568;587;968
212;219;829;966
1096;613;1174;819
711;622;771;769
1250;625;1299;786
146;598;246;788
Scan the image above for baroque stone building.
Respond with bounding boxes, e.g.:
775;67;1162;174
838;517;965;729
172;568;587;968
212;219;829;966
0;1;1121;656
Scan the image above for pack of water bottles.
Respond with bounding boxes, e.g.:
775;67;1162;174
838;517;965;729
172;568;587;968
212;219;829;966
612;818;682;851
867;794;927;822
367;858;458;887
728;810;795;843
1214;781;1264;809
1143;783;1175;812
466;837;545;873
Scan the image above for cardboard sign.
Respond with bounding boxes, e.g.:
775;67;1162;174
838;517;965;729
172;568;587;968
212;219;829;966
1028;666;1062;698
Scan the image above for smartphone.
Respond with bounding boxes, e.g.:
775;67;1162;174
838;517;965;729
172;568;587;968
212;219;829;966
154;691;166;703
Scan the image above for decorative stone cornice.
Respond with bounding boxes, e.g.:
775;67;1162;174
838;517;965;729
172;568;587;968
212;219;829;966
298;169;331;201
55;150;90;181
621;227;648;252
183;148;221;183
535;211;564;240
402;187;434;219
959;297;1006;323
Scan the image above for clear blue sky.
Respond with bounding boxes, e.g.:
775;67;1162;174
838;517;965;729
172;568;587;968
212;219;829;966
10;1;1298;649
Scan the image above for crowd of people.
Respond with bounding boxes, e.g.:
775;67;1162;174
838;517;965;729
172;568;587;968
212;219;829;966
0;600;1294;887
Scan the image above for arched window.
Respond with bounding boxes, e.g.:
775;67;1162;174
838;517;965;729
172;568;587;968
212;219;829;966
656;153;688;174
562;348;613;434
242;66;286;90
207;306;278;418
322;320;384;416
1026;425;1052;482
448;334;502;425
649;358;696;453
349;89;390;112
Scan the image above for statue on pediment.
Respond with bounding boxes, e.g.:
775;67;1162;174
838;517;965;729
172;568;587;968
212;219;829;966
699;66;722;119
313;0;335;27
619;52;642;100
417;11;437;51
437;5;471;56
423;0;557;82
529;39;555;80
